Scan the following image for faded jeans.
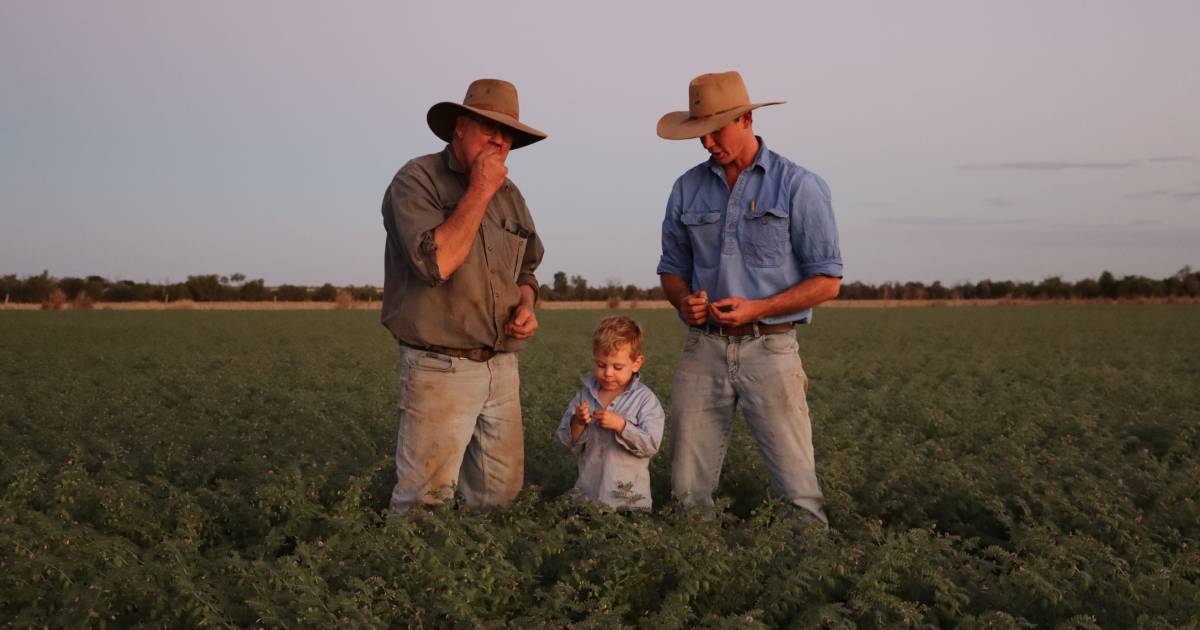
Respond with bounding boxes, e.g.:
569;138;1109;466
670;328;828;523
389;345;524;513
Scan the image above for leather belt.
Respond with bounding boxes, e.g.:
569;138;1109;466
694;322;796;337
402;342;498;362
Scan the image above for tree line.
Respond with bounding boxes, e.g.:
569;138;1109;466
0;273;379;305
535;268;1200;302
2;267;1198;305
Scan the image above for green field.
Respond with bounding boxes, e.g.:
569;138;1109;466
2;306;1198;627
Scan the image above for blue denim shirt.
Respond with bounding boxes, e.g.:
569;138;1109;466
555;374;664;510
656;138;842;325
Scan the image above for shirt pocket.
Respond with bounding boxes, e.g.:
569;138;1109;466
495;217;530;282
741;206;790;268
680;210;723;269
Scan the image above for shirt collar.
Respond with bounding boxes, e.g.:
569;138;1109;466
442;145;466;174
707;135;771;177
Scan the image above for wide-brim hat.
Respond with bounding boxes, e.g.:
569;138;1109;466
657;71;784;140
427;78;547;149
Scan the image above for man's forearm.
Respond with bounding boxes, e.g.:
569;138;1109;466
757;275;841;320
432;186;491;279
660;273;693;310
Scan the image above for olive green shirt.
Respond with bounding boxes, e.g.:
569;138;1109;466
381;147;544;352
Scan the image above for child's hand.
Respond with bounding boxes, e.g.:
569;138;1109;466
593;409;627;433
573;402;592;427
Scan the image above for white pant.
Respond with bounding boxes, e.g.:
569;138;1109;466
389;345;524;513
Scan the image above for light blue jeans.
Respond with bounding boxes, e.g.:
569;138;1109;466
389;345;524;513
670;328;828;523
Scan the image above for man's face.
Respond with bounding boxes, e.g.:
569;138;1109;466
699;114;753;166
592;344;644;393
455;114;513;170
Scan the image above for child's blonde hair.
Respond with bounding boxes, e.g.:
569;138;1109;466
593;316;644;358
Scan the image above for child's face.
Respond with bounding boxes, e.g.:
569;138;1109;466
593;344;645;393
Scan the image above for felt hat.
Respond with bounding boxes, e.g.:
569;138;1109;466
657;71;783;140
427;78;548;149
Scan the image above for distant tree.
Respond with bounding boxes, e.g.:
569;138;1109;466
1037;276;1069;300
1074;278;1101;299
552;271;569;297
1098;271;1118;299
312;283;338;302
239;279;269;301
348;285;379;301
927;281;949;300
58;277;86;300
274;284;309;301
1182;268;1200;297
0;274;19;303
900;281;926;300
19;271;56;303
230;273;246;285
570;275;588;300
165;283;190;302
186;275;224;301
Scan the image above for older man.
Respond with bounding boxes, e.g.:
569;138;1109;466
656;71;842;525
382;79;547;512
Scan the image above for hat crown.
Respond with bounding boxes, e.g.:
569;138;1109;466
688;71;751;118
463;79;520;120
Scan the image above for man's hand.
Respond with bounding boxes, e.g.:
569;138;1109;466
678;290;709;325
709;296;763;327
594;409;627;433
504;302;538;340
468;145;509;198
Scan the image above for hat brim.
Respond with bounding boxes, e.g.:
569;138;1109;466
427;102;548;149
656;101;785;140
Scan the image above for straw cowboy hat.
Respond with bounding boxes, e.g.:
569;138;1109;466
657;71;784;140
427;78;548;149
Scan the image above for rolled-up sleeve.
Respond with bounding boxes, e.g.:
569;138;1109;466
791;172;843;279
556;390;588;454
385;165;446;286
656;178;693;279
614;393;665;458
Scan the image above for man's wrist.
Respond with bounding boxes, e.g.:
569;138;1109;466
749;298;772;321
518;285;536;308
462;182;494;206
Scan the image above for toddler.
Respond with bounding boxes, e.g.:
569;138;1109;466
556;316;664;509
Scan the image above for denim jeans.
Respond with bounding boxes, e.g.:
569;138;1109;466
670;328;828;523
389;345;524;513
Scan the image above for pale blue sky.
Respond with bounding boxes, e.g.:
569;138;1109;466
2;1;1197;287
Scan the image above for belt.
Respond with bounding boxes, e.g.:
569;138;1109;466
401;342;498;362
693;322;796;337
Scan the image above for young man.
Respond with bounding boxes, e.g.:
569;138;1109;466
656;71;842;525
382;79;547;513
